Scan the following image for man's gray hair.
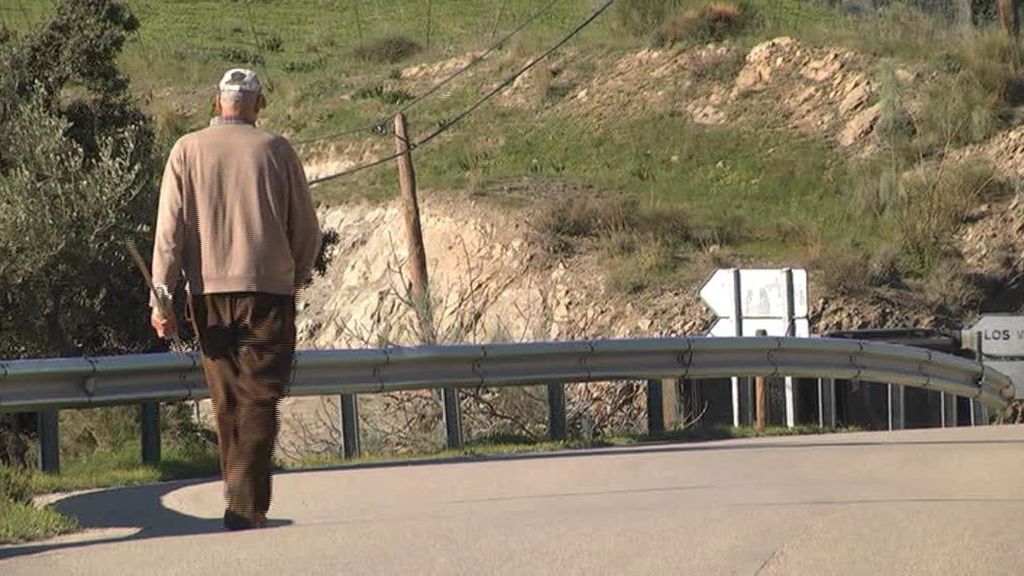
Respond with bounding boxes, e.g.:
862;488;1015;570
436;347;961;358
219;90;259;108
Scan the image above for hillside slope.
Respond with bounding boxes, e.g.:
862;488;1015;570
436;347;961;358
300;32;1024;346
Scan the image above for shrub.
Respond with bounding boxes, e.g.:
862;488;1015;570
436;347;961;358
616;0;687;37
921;257;985;317
353;35;421;64
59;407;141;461
259;33;284;53
815;241;907;297
218;46;265;65
894;159;1009;273
0;465;31;504
0;0;158;360
283;56;325;73
816;247;872;297
656;2;746;46
606;240;677;294
352;83;413;104
534;194;641;244
946;27;1024;107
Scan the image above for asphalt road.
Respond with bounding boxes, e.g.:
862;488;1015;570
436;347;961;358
3;425;1024;575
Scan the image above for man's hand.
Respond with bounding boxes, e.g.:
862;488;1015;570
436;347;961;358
151;308;178;340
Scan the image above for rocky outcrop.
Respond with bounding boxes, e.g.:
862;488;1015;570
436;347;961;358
298;195;714;349
732;37;880;146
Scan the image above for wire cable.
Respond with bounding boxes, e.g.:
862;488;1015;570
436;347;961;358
295;0;564;146
308;0;614;185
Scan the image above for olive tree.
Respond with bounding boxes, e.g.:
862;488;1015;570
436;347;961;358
0;0;156;359
0;1;160;466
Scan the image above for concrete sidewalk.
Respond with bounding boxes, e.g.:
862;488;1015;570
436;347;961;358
3;426;1024;575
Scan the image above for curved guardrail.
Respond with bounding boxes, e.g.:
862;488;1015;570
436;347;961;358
0;337;1014;412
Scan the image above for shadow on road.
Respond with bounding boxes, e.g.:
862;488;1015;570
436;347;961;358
0;478;292;561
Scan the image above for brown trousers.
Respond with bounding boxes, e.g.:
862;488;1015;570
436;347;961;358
189;293;295;520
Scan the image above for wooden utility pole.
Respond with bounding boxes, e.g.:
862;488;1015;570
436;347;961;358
425;0;433;51
998;0;1021;38
394;112;462;449
394;112;434;342
755;375;767;430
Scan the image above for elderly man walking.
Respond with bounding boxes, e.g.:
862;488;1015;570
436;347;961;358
150;68;320;531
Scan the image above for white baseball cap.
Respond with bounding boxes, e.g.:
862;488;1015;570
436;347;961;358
218;68;262;93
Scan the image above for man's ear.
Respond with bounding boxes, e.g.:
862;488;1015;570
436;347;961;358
256;93;266;112
213;94;222;116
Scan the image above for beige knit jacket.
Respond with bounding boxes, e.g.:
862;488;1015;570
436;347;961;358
151;118;321;306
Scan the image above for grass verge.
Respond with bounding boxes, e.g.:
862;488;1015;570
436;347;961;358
26;440;220;496
0;439;219;545
0;499;79;545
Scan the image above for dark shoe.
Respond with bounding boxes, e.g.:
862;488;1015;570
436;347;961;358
223;509;255;531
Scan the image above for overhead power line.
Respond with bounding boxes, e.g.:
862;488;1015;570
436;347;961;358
295;0;565;146
308;0;615;186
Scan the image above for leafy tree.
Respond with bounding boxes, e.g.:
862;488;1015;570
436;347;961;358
0;0;167;467
0;0;157;359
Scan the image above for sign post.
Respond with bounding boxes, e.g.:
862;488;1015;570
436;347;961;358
700;268;810;428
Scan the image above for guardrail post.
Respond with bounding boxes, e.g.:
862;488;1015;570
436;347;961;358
662;379;679;429
730;268;743;428
783;272;796;429
971;331;984;426
887;384;904;431
38;410;60;474
547;383;566;441
941;393;957;428
340;394;361;459
972;401;987;426
741;377;754;426
140;402;161;465
647;379;665;435
755;329;768;430
442;389;463;449
818;378;836;428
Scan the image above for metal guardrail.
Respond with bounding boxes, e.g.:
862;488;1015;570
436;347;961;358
1;337;1015;413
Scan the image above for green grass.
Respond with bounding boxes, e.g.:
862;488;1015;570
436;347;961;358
0;499;79;545
27;440;220;495
4;0;836;142
5;0;622;147
0;437;219;545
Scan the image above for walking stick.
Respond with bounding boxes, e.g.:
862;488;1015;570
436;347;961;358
126;239;186;352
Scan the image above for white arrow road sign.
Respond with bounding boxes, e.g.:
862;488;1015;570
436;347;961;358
709;318;810;338
700;269;808;319
701;268;810;430
699;269;739;318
